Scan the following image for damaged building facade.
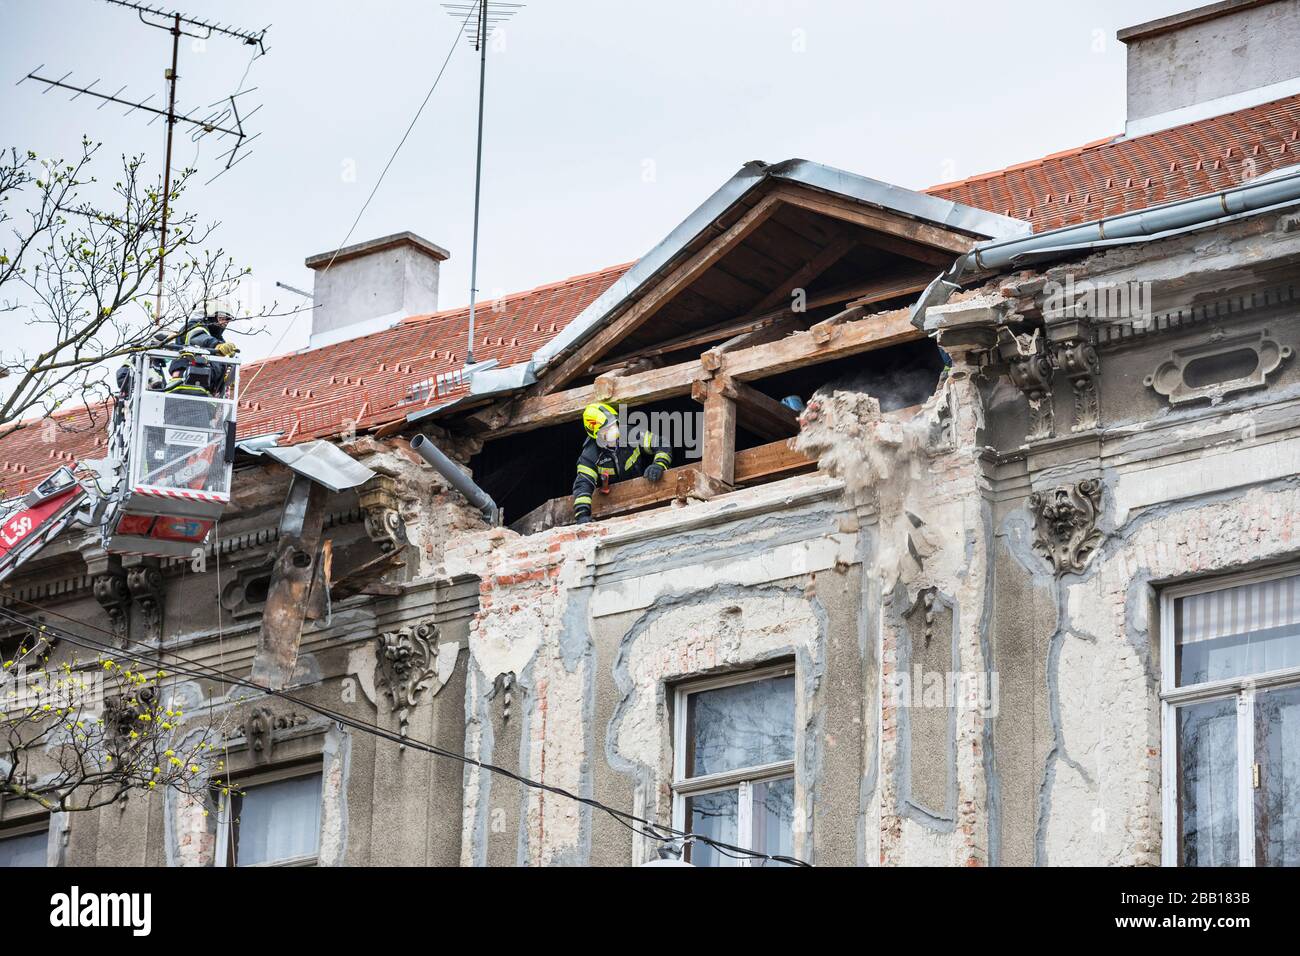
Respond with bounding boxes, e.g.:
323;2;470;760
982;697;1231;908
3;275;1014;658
2;0;1300;866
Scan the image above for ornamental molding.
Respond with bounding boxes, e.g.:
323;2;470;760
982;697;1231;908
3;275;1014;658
1028;479;1105;576
375;619;455;743
999;327;1055;442
1144;328;1291;406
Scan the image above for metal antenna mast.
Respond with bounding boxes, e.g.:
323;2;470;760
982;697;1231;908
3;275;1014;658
443;1;524;366
19;0;269;321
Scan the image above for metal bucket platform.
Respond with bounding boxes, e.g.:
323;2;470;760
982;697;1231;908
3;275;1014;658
104;348;240;559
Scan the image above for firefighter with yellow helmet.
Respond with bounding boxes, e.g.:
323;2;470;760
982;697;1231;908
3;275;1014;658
572;402;672;524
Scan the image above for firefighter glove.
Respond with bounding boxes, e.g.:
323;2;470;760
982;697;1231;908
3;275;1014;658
643;463;665;483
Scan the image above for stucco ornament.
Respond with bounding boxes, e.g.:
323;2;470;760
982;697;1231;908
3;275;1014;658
1029;479;1105;575
999;327;1055;442
375;620;440;743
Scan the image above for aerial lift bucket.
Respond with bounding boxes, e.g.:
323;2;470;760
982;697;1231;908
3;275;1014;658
103;348;240;559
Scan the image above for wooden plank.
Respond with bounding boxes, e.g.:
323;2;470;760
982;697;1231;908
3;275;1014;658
536;193;783;394
742;230;858;318
587;262;926;376
700;386;736;487
589;463;720;518
772;184;977;256
697;372;799;442
715;314;805;354
733;439;816;485
717;374;800;441
856;231;957;267
252;476;328;690
487;305;922;438
844;270;935;308
509;495;573;535
590;313;779;372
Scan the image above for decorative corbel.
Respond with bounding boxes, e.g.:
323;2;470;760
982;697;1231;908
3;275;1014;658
106;683;154;741
358;474;409;554
92;566;131;644
1054;338;1101;432
1028;479;1105;576
375;619;441;744
999;327;1055;442
226;706;309;766
125;563;165;645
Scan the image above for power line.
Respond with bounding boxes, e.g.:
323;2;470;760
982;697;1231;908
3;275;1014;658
240;0;481;395
19;1;271;320
0;597;808;866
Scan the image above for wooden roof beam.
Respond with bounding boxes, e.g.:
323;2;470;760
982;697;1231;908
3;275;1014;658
771;184;978;256
482;304;921;439
535;193;784;395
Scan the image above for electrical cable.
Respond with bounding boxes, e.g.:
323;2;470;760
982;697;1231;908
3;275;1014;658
240;0;481;394
0;597;808;866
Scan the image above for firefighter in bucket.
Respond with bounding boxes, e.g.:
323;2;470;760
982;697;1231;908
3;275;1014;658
164;310;240;397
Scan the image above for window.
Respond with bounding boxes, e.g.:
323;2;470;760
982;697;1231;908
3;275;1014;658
0;819;48;867
215;768;322;867
1161;567;1300;866
672;664;796;866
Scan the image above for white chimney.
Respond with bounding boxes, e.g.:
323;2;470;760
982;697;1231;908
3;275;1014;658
1118;0;1300;138
304;231;450;349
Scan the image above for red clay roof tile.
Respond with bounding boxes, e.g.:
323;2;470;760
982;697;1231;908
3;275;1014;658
926;94;1300;231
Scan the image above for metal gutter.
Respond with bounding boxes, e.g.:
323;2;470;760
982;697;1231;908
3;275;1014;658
909;163;1300;328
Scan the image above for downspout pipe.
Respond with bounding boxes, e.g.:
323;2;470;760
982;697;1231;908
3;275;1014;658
410;434;500;526
910;164;1300;328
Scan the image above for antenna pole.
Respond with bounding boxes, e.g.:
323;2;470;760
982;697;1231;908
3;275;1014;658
466;0;488;366
155;13;180;322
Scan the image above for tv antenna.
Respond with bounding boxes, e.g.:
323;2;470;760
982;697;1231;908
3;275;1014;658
18;0;270;321
442;1;524;366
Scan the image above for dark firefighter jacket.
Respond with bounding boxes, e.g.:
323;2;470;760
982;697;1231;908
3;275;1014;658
117;319;234;398
165;319;232;395
572;431;672;520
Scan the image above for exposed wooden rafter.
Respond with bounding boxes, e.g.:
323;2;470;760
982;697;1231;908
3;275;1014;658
485;305;921;438
535;193;784;394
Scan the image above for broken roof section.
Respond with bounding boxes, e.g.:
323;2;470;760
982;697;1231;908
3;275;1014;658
3;92;1299;497
460;158;1029;404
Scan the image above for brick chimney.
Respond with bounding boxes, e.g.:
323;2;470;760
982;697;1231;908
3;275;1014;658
304;231;450;349
1118;0;1300;137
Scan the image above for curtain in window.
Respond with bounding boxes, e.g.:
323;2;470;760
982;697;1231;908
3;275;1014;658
237;774;322;866
1176;576;1300;684
0;830;47;867
1178;698;1238;866
1256;684;1300;866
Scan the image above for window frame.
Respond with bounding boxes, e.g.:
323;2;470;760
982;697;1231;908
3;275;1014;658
670;662;796;866
1159;564;1300;867
213;761;323;868
0;816;50;868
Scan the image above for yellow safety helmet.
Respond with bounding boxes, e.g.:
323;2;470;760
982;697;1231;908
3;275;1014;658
582;402;618;441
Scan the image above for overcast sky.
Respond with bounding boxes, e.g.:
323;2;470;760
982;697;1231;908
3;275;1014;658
3;0;1183;362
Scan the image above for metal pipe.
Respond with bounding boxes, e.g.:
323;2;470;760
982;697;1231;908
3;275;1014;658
409;434;499;524
910;165;1300;328
155;13;181;322
465;0;488;366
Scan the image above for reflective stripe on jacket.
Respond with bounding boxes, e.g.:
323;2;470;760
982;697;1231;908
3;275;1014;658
572;431;671;519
